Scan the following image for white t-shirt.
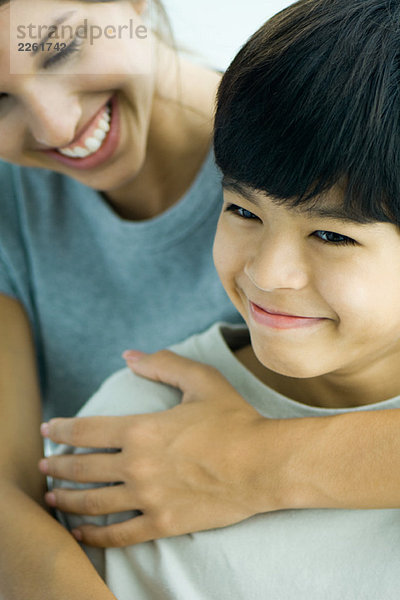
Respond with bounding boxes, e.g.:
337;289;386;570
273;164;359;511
56;323;400;600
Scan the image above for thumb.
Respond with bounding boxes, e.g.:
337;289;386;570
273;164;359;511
123;349;213;395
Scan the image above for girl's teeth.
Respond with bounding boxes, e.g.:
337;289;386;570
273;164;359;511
85;137;102;152
58;105;112;158
98;119;110;132
73;147;90;158
93;128;106;142
59;148;77;158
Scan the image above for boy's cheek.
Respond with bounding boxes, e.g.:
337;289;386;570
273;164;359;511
213;229;233;281
213;225;247;280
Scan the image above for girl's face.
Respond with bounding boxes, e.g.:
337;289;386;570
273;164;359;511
0;0;155;191
213;181;400;405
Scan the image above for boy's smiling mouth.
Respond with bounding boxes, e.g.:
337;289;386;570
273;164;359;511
249;301;326;330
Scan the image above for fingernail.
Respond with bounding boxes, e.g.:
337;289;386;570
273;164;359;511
40;423;50;437
72;529;82;541
45;492;57;507
38;459;49;474
122;350;146;362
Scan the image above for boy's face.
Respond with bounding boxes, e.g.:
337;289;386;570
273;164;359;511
213;183;400;405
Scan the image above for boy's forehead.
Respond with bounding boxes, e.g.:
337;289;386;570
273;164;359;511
222;175;372;226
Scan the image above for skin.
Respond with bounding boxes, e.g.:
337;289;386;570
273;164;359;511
214;186;400;409
0;0;228;585
0;294;117;599
39;184;400;548
4;0;400;557
1;0;220;219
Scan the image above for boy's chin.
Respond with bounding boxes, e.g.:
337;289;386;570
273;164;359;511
251;344;328;381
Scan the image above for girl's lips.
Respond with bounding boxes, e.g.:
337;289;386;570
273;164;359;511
42;94;120;171
249;301;326;330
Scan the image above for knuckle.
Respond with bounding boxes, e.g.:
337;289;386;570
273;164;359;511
122;457;152;482
45;457;58;476
153;349;172;362
70;458;86;481
201;363;219;378
191;361;218;381
82;493;102;515
125;419;143;444
125;417;159;448
68;419;86;446
137;484;160;509
51;489;65;506
107;526;132;548
151;349;178;371
50;458;69;479
153;509;176;537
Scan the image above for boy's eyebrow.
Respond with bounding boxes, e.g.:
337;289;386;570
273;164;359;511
221;176;262;205
301;205;372;225
222;175;372;225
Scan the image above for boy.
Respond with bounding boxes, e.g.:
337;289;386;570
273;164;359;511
47;0;400;597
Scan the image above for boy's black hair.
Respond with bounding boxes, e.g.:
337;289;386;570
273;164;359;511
214;0;400;225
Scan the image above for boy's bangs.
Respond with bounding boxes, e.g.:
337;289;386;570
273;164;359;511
214;0;400;226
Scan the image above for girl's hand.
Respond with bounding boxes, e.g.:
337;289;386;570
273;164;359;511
39;352;287;548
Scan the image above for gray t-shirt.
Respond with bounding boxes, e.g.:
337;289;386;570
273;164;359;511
0;151;241;419
59;323;400;600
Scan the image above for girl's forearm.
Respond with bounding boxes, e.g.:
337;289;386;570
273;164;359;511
0;480;116;600
271;410;400;510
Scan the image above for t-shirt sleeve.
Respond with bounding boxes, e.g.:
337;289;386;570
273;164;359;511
0;161;34;313
0;249;19;300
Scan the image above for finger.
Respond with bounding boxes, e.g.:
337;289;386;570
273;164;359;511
46;484;137;516
39;452;121;483
124;349;218;393
40;416;126;448
75;514;169;548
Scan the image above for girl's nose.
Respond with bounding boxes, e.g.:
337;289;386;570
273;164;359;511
245;234;309;292
23;85;81;149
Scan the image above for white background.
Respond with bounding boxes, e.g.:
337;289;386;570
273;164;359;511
163;1;296;70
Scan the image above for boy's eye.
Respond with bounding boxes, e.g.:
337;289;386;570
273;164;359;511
314;230;357;246
225;203;260;220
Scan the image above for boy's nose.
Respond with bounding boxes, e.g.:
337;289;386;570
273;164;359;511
23;87;81;149
245;235;309;292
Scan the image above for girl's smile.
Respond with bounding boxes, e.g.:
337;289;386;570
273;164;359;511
0;0;155;195
0;0;220;221
43;94;120;170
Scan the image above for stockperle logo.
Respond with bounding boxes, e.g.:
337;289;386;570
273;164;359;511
9;0;154;76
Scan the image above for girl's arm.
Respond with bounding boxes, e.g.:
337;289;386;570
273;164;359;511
40;351;400;549
0;294;116;600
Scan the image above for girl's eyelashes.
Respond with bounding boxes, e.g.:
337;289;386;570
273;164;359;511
42;37;82;70
313;230;357;247
0;36;83;98
225;203;260;221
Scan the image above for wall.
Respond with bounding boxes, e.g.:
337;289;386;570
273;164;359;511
163;0;295;70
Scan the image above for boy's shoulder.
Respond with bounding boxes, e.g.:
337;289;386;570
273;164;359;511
77;322;249;419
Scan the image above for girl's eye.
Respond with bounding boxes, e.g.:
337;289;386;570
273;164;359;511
43;38;82;70
314;230;357;246
225;203;260;221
